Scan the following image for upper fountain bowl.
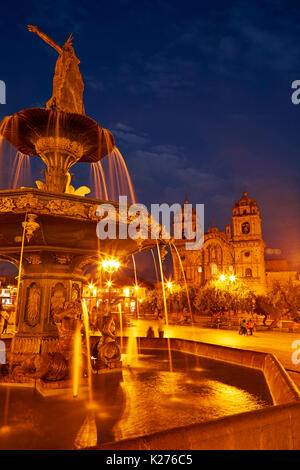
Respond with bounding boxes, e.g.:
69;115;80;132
0;107;115;162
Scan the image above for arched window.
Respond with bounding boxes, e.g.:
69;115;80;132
211;263;218;275
245;268;252;277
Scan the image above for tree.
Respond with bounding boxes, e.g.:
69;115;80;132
143;283;197;321
194;278;255;316
254;295;275;326
267;281;300;329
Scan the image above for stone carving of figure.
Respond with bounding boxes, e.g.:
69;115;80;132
94;314;121;368
50;283;66;323
25;283;41;327
28;25;85;115
53;299;82;360
71;284;80;302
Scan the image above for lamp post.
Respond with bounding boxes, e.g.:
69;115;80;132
100;258;120;313
134;284;139;319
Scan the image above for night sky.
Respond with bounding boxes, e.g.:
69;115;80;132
0;0;299;277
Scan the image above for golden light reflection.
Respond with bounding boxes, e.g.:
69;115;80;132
101;258;121;273
0;425;11;435
74;411;97;449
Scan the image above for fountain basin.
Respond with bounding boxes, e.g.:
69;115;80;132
1;337;298;450
96;338;300;450
0;108;115;162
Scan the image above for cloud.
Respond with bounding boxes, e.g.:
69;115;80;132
176;1;300;77
113;123;134;132
84;75;104;91
111;123;150;146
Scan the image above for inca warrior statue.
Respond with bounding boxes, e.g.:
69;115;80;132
28;25;85;115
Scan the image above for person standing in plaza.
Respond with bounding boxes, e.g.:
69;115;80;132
158;314;165;338
247;318;254;336
239;318;247;335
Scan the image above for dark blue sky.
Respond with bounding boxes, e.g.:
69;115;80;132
0;0;299;273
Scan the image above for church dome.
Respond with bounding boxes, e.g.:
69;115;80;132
232;192;260;216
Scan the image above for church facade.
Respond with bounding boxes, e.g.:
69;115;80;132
172;192;267;294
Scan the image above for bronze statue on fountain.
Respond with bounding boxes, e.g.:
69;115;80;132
0;25;115;194
6;298;82;383
92;313;121;372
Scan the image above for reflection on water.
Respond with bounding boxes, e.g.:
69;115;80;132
114;350;272;441
0;350;272;449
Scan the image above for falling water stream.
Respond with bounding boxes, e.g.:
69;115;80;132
171;242;193;322
73;301;97;449
118;303;123;359
72;322;82;399
125;326;139;367
151;249;160;283
156;241;173;373
9;152;32;189
132;254;139;319
90;147;136;203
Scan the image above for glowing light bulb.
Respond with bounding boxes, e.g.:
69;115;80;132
101;258;121;273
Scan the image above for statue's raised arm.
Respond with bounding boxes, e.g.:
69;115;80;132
27;25;85;114
28;25;63;55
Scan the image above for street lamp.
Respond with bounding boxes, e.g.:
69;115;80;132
101;258;120;274
101;257;121;311
219;273;237;287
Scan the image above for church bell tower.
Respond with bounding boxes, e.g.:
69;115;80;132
232;192;266;293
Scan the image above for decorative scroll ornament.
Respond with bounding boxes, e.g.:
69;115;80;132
53;254;73;265
35;137;84;161
25;254;42;264
23;214;40;242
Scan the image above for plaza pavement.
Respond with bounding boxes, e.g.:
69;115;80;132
124;319;300;388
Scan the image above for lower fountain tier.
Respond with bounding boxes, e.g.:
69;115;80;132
0;188;165;259
0;189;168;349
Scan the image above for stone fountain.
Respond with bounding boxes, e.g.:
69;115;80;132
0;26;162;385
